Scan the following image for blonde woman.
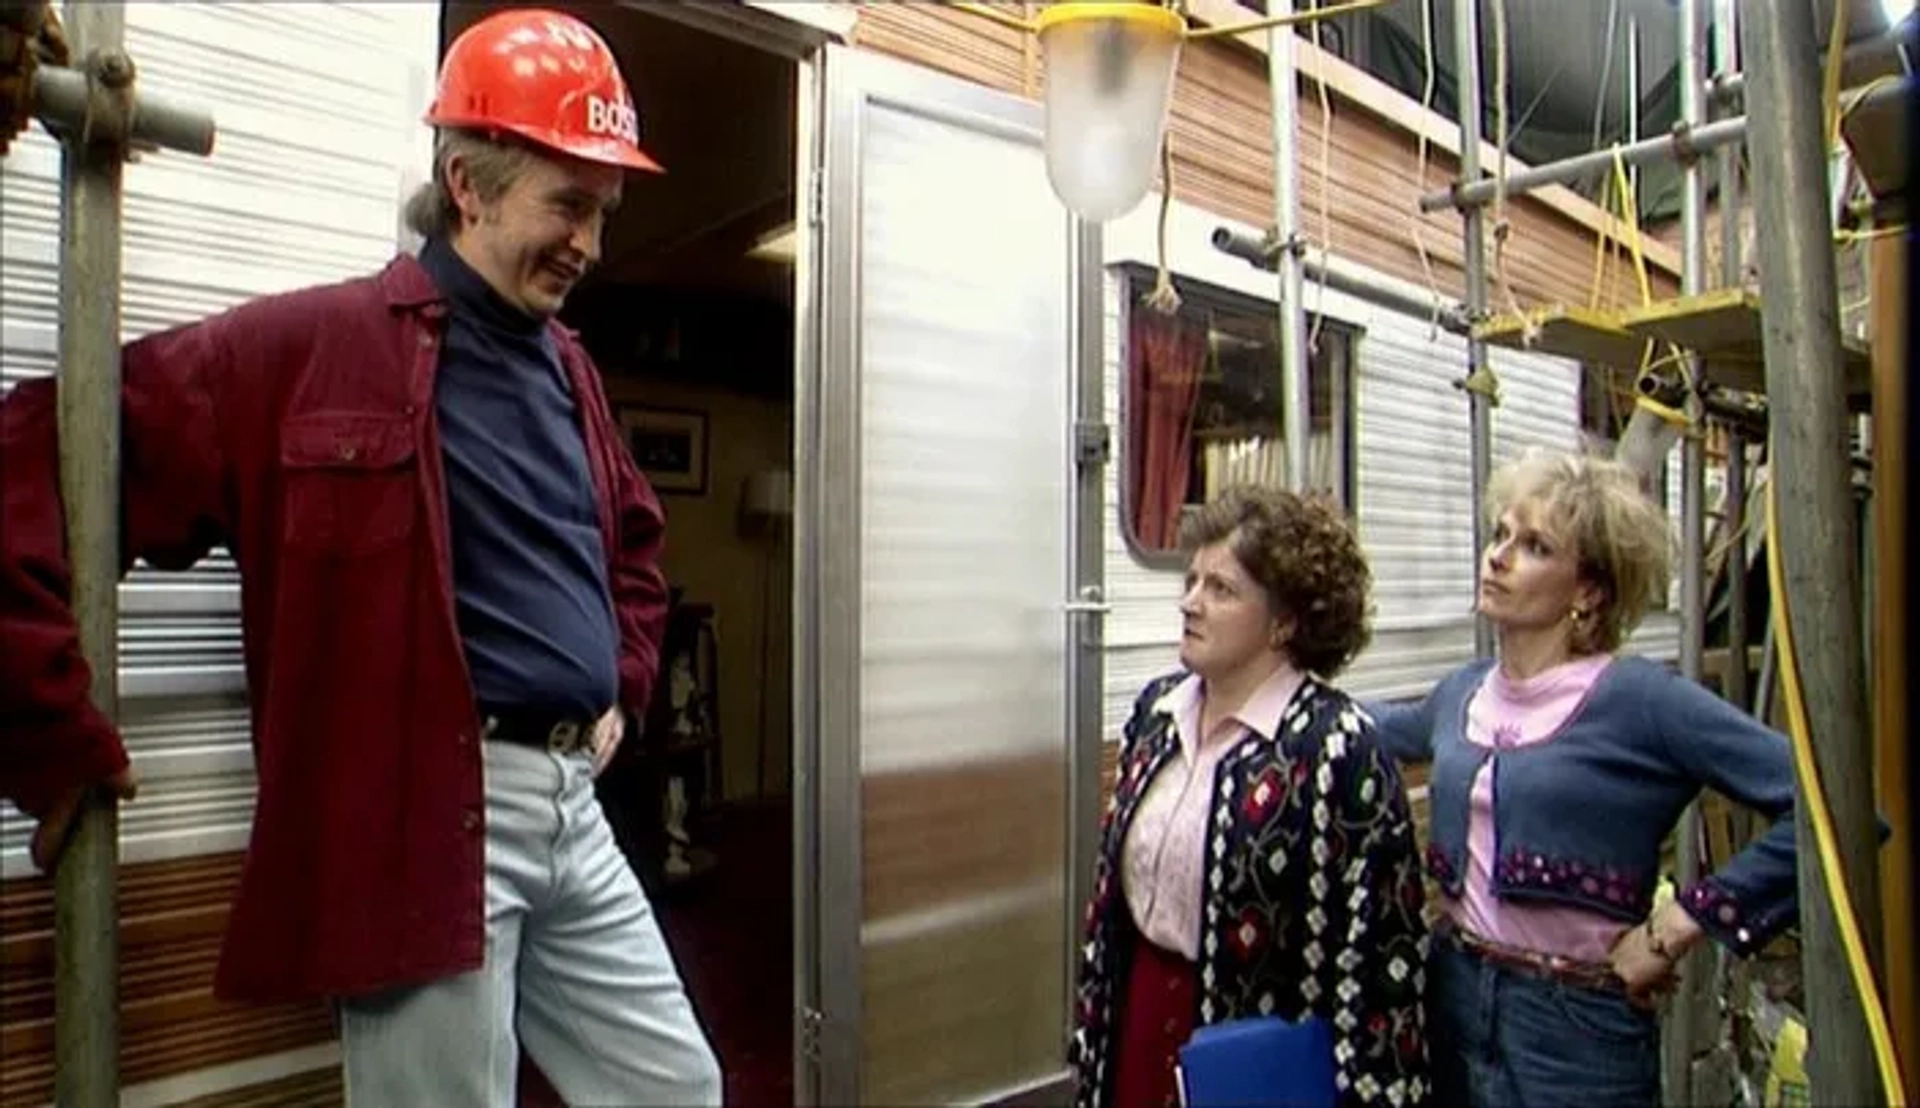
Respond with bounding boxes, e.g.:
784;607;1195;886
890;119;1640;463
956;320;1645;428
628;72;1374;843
1368;451;1799;1107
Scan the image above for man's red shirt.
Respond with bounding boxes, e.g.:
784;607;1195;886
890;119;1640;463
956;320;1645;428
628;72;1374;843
0;254;669;1002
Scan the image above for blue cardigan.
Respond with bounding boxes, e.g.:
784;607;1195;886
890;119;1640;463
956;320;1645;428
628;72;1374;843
1366;655;1797;956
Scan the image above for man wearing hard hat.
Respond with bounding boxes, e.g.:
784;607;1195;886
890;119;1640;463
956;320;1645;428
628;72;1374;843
1;9;721;1104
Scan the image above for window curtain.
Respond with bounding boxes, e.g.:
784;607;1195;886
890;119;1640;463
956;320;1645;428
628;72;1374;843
1127;309;1206;549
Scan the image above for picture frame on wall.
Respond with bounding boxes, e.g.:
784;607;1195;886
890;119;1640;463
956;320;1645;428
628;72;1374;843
619;405;709;495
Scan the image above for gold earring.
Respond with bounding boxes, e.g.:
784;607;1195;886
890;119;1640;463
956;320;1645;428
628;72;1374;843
1569;606;1590;624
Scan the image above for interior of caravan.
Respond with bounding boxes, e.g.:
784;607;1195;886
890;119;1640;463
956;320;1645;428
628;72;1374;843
439;4;802;1102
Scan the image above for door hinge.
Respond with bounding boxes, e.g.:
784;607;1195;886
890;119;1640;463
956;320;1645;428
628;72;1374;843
807;172;825;229
800;1006;824;1063
1075;421;1111;468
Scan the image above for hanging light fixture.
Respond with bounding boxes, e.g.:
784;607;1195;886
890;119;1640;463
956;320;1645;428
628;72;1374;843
1033;2;1186;222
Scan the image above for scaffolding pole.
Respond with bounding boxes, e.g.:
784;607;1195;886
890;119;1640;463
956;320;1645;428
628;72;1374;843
51;5;129;1103
1416;80;1907;214
17;5;218;1105
1267;1;1310;493
1453;0;1493;658
1742;2;1885;1105
1711;0;1749;720
1663;0;1713;1101
1210;227;1472;333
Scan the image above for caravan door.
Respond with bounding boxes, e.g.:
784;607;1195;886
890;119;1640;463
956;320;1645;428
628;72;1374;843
794;44;1106;1106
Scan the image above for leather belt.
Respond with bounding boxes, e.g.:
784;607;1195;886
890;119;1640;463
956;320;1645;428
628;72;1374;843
1436;918;1628;995
480;707;598;756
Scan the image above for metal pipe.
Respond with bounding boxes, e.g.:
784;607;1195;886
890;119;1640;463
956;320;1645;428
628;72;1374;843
1416;79;1907;213
1268;3;1310;493
1742;3;1885;1104
1626;15;1641;203
52;11;127;1108
1664;1;1712;1101
1210;227;1473;333
1715;0;1751;717
1454;0;1494;658
32;64;216;157
1715;0;1743;284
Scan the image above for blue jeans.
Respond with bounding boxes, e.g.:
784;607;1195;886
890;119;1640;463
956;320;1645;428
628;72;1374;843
338;741;723;1107
1429;936;1660;1107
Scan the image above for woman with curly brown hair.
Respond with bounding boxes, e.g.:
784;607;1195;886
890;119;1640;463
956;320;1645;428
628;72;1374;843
1070;486;1430;1108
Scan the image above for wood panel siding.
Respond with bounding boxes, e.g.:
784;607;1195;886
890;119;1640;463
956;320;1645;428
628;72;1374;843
852;3;1682;315
0;855;333;1108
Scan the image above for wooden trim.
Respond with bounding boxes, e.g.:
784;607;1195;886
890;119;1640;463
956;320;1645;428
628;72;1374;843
170;1066;342;1108
1181;0;1685;279
0;854;334;1108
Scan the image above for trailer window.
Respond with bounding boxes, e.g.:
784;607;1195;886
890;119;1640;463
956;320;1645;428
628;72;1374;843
1119;267;1356;562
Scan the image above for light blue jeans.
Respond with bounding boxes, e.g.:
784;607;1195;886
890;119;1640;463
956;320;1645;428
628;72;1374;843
338;740;723;1107
1429;936;1660;1108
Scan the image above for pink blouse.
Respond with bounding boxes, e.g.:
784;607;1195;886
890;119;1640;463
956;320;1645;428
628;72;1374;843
1121;665;1305;960
1448;654;1627;963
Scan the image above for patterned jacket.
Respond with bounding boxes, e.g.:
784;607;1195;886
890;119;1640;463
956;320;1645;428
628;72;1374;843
1070;672;1431;1108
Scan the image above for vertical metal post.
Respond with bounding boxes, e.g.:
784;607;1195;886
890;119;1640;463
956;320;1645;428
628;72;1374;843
1743;2;1885;1104
1664;1;1711;1096
1626;15;1640;202
1267;2;1310;494
1453;0;1494;658
53;5;128;1107
1714;0;1749;718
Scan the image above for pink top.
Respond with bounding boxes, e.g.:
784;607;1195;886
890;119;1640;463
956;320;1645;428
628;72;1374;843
1448;654;1625;962
1122;665;1305;960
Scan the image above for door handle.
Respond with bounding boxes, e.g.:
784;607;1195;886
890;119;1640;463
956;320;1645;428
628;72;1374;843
1063;586;1111;615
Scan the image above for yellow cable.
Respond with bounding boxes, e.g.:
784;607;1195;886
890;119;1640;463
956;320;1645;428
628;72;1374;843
1588;171;1610;310
1766;479;1908;1104
1840;76;1904;131
1837;224;1910;244
1634;394;1691;429
1407;0;1446;338
1607;149;1654;308
1823;0;1848;151
1308;0;1333;355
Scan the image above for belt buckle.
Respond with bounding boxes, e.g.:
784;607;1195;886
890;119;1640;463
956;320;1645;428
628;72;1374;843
547;720;582;754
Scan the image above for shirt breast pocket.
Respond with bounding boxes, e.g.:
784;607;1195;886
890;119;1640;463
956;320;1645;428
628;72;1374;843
279;412;421;556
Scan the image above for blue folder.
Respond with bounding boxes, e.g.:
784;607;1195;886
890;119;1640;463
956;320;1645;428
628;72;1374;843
1175;1015;1338;1108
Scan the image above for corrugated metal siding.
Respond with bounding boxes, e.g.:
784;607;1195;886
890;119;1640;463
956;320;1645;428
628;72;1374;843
0;0;440;874
1098;195;1678;736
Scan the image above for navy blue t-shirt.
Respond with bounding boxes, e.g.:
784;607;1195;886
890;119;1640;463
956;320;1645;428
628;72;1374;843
418;238;618;719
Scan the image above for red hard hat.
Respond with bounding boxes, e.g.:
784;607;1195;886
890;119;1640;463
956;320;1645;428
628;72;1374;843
426;8;664;174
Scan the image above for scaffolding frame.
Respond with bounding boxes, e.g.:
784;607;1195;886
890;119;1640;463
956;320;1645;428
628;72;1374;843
1417;2;1900;1104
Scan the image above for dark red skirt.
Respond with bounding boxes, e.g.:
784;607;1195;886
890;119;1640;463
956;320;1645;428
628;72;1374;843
1111;936;1200;1108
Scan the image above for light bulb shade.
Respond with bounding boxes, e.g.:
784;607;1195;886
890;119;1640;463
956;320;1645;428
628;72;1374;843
1035;3;1185;222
